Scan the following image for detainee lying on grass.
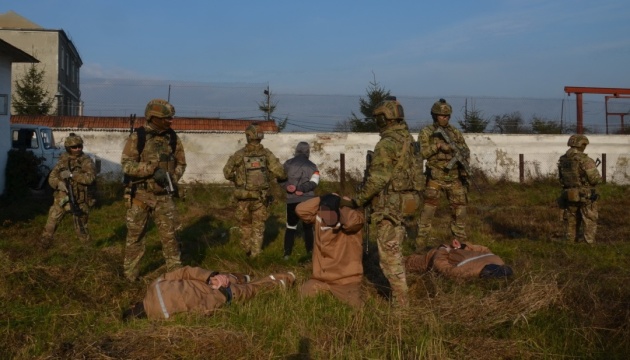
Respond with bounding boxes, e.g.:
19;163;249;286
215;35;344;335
405;239;513;279
123;266;295;320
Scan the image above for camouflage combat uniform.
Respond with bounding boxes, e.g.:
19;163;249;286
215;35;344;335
417;100;470;247
558;135;601;243
353;98;424;306
122;99;186;281
223;124;286;257
42;146;96;247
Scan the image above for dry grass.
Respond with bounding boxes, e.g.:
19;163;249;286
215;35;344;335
1;181;629;359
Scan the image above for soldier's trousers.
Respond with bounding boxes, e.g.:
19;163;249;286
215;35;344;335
563;201;598;243
417;178;467;248
42;200;90;244
124;193;181;280
376;219;408;306
235;199;267;257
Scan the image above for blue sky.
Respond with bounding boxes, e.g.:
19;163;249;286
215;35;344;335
3;1;630;131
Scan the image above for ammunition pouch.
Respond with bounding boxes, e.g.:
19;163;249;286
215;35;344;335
233;188;264;201
400;192;421;216
564;188;581;202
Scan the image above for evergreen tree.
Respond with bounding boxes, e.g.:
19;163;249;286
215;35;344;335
458;108;489;133
345;76;390;132
12;63;53;115
258;87;289;132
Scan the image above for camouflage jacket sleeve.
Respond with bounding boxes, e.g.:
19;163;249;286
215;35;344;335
172;136;186;183
48;153;67;190
419;125;440;159
48;153;96;188
71;154;97;186
580;154;602;186
121;133;157;178
265;148;287;181
223;149;242;182
354;137;396;207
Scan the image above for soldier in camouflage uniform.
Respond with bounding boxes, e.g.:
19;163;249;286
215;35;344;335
121;99;187;281
558;134;602;244
417;99;470;248
41;133;97;248
223;123;287;257
347;97;424;306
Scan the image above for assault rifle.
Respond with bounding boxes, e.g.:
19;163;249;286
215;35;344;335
65;177;88;237
357;150;374;254
433;127;481;192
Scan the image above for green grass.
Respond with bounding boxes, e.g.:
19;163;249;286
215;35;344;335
0;180;629;359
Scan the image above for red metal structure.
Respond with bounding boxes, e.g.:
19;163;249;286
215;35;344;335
564;86;630;134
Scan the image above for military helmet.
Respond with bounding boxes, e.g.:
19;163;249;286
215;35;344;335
64;133;83;148
373;96;404;121
431;98;452;116
145;99;175;119
567;134;589;147
245;123;264;142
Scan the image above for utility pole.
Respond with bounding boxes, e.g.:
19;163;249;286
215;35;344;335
264;86;271;121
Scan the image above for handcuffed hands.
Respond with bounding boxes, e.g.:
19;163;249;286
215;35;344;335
286;184;296;193
209;274;231;290
60;170;72;179
57;181;68;192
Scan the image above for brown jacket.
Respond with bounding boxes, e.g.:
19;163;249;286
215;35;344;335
296;197;364;285
406;243;505;279
143;266;281;320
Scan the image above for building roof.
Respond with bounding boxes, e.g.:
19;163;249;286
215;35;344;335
0;38;38;63
10;115;280;133
0;10;42;29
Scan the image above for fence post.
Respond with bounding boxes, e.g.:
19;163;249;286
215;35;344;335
519;154;524;183
340;153;346;192
602;153;606;184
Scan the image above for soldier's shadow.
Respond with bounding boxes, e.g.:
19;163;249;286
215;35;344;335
262;214;283;250
362;241;392;301
179;215;231;265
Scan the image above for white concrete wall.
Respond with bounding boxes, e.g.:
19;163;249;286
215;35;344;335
49;130;630;185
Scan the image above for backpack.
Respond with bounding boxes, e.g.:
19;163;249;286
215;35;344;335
243;155;270;191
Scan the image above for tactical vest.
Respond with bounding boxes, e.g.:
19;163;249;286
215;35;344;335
243;155;270;191
559;155;582;188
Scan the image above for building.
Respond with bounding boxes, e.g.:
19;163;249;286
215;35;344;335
0;38;39;194
0;10;82;116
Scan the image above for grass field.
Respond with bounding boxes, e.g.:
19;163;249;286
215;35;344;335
1;177;629;359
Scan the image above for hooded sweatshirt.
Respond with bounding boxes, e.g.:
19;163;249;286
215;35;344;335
283;142;320;204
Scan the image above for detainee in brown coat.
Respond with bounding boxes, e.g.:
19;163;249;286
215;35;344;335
296;193;365;307
405;239;513;279
124;266;295;320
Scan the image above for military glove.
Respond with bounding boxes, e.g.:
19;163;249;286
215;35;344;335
60;170;72;179
153;168;168;186
57;181;68;192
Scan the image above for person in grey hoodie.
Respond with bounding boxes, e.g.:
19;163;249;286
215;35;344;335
282;141;320;259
